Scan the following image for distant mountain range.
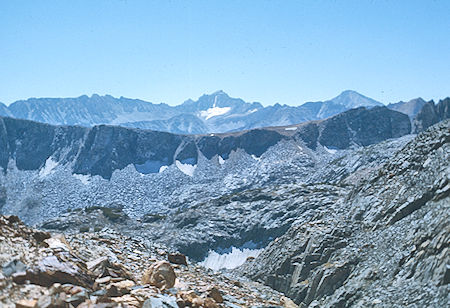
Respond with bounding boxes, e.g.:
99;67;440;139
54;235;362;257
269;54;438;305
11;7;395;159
0;90;443;134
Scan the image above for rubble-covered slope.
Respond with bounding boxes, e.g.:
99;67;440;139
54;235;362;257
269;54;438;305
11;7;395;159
0;215;293;308
34;133;414;263
239;120;450;307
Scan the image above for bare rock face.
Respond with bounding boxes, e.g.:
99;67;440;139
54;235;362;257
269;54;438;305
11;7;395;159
413;98;450;133
239;120;450;307
387;98;427;119
141;261;176;290
314;106;411;149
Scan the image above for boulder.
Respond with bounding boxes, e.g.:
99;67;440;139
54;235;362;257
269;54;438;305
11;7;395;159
14;299;37;308
87;256;109;276
87;256;134;281
168;253;187;266
105;279;136;297
5;215;21;224
192;297;205;307
32;230;51;243
142;261;176;290
177;290;199;305
12;255;93;288
207;287;223;303
203;298;219;308
2;259;27;277
281;296;299;308
142;294;178;308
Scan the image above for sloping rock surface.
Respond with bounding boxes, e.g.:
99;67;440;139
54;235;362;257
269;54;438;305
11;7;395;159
239;120;449;307
413;98;450;133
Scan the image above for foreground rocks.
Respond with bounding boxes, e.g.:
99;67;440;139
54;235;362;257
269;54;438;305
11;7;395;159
0;215;291;307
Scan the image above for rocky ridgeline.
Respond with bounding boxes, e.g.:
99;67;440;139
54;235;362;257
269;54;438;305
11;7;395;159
413;98;449;133
0;106;411;180
238;120;450;307
0;215;296;308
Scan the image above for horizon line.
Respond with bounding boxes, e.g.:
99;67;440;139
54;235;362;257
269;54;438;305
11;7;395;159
1;89;440;108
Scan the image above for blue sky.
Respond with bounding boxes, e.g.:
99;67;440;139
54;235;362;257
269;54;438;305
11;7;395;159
1;0;449;106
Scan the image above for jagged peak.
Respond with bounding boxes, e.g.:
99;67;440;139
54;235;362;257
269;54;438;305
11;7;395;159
410;97;426;103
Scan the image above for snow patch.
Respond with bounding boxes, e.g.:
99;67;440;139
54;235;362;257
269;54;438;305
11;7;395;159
73;174;91;185
200;106;231;120
199;96;231;120
251;155;261;162
159;165;168;173
175;160;196;177
218;156;225;165
248;109;258;114
284;126;298;131
200;247;263;271
39;158;58;178
324;146;338;154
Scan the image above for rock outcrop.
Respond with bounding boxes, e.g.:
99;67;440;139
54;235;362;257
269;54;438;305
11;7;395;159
296;106;411;149
387;98;426;119
413;98;450;133
239;120;450;307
